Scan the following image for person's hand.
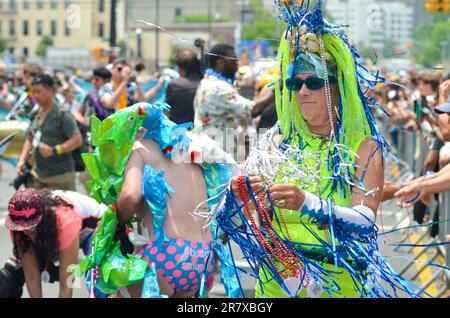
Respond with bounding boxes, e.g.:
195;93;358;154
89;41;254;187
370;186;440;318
268;184;305;211
231;175;265;202
382;181;401;202
404;119;419;132
39;143;54;158
439;80;450;101
394;182;424;208
121;66;132;82
16;160;25;174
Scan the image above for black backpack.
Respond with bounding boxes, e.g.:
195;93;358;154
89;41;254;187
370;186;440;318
0;258;24;298
56;108;88;172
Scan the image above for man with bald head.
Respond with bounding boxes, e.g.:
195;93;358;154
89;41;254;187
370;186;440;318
166;48;202;124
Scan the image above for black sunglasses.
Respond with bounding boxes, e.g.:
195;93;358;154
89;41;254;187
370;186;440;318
285;76;337;92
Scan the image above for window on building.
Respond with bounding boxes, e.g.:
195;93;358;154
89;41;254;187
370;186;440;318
36;0;43;9
65;0;72;9
99;0;104;12
0;1;2;11
8;47;14;55
65;22;71;36
23;0;30;9
23;20;28;36
175;8;182;17
9;0;16;11
51;20;57;36
23;47;28;57
98;23;104;38
9;20;15;36
50;0;57;9
36;20;43;36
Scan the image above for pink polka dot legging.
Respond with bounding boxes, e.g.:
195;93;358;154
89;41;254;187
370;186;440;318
139;238;215;294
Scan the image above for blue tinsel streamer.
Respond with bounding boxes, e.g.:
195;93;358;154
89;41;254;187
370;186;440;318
216;180;440;297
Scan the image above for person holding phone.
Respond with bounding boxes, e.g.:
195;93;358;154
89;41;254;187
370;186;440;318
99;60;146;110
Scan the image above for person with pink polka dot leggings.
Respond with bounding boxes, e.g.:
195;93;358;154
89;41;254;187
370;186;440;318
139;238;215;295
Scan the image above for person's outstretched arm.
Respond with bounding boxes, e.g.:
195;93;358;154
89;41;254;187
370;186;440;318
143;78;165;101
395;164;450;208
58;236;79;298
117;147;145;225
101;81;128;109
251;86;275;118
18;246;43;298
290;137;383;234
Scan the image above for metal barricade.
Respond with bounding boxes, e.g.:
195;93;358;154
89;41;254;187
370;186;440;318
383;126;449;297
397;130;429;177
438;191;450;287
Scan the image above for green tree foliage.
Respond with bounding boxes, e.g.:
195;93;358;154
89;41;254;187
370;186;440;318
242;0;332;46
35;36;53;57
412;12;450;66
117;39;132;57
242;0;285;46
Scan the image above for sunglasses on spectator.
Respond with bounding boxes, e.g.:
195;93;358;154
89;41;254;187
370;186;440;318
285;76;337;92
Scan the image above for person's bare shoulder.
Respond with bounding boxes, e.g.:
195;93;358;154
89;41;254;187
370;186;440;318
133;138;157;151
133;138;164;167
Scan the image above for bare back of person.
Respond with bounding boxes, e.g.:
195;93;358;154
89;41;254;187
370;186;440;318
121;138;214;298
135;138;211;242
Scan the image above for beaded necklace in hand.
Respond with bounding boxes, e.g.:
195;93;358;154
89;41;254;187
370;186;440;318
237;175;310;287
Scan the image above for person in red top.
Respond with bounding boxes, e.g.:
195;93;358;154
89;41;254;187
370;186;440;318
4;188;106;298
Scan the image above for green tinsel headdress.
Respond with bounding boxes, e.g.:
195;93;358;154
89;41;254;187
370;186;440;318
274;0;390;156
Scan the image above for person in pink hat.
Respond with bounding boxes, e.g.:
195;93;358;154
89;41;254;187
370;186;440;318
5;188;106;298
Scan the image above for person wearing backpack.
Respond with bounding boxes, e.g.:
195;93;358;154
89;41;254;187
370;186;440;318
76;67;115;126
73;67;114;189
16;75;82;191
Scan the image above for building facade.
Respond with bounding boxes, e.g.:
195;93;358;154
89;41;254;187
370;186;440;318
325;0;414;52
125;0;240;26
381;2;414;50
124;0;241;70
0;0;115;59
